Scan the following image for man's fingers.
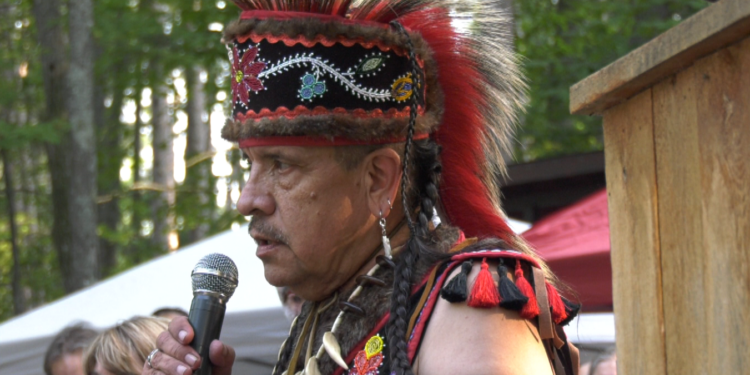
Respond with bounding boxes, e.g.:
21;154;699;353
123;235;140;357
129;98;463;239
147;347;194;375
156;331;202;370
208;340;236;375
167;316;195;345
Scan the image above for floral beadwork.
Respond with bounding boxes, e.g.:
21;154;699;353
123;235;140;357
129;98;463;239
231;46;266;105
356;52;387;76
258;52;393;102
299;73;327;101
391;74;414;102
348;335;384;375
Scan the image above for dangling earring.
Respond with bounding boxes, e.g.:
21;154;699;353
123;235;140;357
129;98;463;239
380;200;392;259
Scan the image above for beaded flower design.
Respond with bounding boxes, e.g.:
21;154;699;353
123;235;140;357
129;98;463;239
349;335;384;375
231;46;266;105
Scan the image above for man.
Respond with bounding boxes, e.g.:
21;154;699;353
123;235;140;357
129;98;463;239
44;323;97;375
144;1;580;374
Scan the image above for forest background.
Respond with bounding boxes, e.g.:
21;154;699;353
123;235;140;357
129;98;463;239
0;0;708;322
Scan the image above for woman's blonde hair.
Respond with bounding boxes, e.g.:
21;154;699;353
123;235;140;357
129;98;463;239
83;316;169;375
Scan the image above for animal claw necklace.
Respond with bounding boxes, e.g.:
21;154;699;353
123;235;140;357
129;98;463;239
278;220;406;375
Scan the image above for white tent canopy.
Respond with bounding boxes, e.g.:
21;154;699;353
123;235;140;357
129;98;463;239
0;219;612;375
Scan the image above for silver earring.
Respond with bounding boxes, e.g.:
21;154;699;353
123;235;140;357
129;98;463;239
379;210;392;259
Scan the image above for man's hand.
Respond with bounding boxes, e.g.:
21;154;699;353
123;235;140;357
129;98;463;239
142;316;236;375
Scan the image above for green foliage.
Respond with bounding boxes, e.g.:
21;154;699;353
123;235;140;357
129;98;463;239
514;0;708;161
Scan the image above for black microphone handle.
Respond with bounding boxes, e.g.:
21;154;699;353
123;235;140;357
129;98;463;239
188;294;226;375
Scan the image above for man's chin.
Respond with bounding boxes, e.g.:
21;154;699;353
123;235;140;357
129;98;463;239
262;263;295;288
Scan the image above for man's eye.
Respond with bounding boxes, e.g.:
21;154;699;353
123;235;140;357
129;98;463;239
274;159;291;171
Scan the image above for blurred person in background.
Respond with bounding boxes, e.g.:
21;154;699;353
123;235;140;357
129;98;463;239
589;349;617;375
44;323;97;375
277;286;304;321
83;316;169;375
151;307;188;321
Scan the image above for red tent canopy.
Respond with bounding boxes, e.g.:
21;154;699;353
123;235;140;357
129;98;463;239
522;189;612;311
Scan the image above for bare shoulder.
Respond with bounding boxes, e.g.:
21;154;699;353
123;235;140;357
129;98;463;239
414;261;553;375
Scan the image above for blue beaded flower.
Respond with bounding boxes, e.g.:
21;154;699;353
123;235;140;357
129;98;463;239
299;73;326;101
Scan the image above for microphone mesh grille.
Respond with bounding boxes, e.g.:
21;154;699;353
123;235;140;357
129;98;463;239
191;253;239;300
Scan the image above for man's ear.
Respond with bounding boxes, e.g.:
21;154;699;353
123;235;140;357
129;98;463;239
363;147;402;218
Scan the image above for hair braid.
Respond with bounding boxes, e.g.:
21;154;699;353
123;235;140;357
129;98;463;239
387;20;452;375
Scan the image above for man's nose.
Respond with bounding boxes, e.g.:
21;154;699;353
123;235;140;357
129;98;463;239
236;178;275;217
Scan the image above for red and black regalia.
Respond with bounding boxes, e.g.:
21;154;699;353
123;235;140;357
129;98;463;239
221;1;581;374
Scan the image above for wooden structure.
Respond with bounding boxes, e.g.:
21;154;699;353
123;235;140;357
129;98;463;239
570;0;750;374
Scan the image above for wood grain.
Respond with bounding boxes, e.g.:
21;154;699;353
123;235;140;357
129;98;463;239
652;68;707;375
602;90;665;375
571;0;750;116
693;37;750;374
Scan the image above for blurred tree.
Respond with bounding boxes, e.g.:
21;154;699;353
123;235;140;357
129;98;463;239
513;0;708;161
183;66;212;243
66;0;100;288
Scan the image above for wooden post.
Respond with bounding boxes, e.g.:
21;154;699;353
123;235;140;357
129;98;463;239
570;1;750;374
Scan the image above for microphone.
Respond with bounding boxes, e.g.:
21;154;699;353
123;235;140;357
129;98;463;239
188;253;239;375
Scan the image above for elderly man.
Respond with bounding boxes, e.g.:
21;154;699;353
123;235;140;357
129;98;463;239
144;1;580;375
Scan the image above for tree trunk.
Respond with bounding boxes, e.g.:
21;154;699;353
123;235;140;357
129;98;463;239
31;0;76;291
96;76;124;276
151;72;174;251
66;0;99;288
2;148;25;315
184;66;211;243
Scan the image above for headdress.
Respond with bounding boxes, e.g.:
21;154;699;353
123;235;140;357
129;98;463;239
222;0;527;243
221;1;527;374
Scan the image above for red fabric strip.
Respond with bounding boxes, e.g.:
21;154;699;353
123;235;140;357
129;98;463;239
450;250;541;269
238;133;429;148
331;313;391;375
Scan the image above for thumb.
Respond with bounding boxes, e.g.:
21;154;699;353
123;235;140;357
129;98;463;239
209;340;235;375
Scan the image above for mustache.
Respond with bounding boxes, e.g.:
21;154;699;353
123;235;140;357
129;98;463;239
248;217;290;245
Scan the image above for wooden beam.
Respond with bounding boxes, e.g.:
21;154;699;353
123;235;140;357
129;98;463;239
570;0;750;116
602;90;665;375
652;67;707;375
693;38;750;374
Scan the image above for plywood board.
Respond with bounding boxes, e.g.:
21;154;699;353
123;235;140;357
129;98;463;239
652;68;707;375
693;37;750;374
602;90;665;375
571;0;750;116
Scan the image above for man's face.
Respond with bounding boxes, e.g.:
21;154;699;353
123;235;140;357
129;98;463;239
238;146;377;300
50;352;84;375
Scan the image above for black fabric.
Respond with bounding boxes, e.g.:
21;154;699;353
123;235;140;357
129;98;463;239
497;263;528;311
554;325;577;375
559;297;581;327
232;37;425;117
439;261;471;303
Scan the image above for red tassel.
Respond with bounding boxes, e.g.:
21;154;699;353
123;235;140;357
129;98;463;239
546;282;568;324
468;258;500;308
514;259;539;319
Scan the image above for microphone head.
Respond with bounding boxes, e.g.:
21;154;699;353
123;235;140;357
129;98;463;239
191;253;239;302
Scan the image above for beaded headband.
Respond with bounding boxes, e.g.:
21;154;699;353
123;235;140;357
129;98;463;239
221;12;440;147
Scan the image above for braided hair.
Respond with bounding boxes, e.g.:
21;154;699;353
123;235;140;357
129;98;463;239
386;21;449;375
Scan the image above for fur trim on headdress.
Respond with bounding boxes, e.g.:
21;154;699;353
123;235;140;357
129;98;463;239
224;0;527;242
